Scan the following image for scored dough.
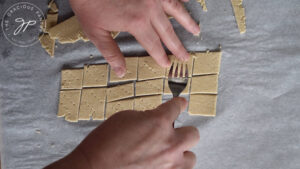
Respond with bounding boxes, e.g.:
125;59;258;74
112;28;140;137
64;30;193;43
110;57;138;82
79;88;106;120
138;56;166;81
61;69;83;90
197;0;208;11
134;95;162;111
192;51;222;75
189;94;217;116
107;83;134;102
231;0;246;34
164;78;191;95
105;99;134;119
136;79;164;96
190;75;218;94
58;90;81;122
165;55;193;78
83;64;108;87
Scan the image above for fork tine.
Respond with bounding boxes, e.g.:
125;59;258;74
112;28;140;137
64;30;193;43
179;63;183;77
168;62;174;78
174;62;178;78
185;64;188;77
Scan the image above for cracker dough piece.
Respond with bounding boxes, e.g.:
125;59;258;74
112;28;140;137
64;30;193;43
191;75;218;94
61;69;83;90
57;90;81;122
110;57;138;82
105;99;134;119
193;51;222;75
134;95;162;111
165;55;193;78
107;83;134;102
189;94;217;116
164;78;191;95
48;0;58;13
138;56;166;80
136;79;164;96
79;88;106;120
231;0;246;34
48;16;89;44
197;0;208;11
44;13;58;33
39;34;55;57
83;64;108;87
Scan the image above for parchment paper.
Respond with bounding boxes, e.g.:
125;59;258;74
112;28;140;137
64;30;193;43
0;0;300;169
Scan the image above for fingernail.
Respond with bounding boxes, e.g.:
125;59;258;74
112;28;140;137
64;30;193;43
165;60;171;67
113;67;126;78
183;53;190;62
193;25;200;36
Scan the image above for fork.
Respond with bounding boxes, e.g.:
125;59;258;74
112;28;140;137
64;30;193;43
168;62;189;97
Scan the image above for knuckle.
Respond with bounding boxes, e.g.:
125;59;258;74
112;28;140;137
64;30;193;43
105;54;120;64
129;14;148;29
163;0;183;11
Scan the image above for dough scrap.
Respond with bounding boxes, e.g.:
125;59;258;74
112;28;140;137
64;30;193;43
197;0;208;11
79;88;106;120
189;94;217;116
165;55;193;78
44;13;58;33
61;69;83;90
48;16;120;44
107;83;134;102
192;51;222;75
58;90;81;122
106;99;134;119
48;16;89;43
39;34;55;57
134;95;162;111
39;12;58;57
191;75;218;94
110;57;138;82
111;31;120;39
83;64;108;87
164;78;191;95
231;0;246;34
48;0;58;13
136;79;164;96
138;56;166;80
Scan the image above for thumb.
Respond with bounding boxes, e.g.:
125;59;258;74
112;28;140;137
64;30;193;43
89;29;126;78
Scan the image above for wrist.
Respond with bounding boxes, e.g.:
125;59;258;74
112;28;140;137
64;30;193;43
44;147;93;169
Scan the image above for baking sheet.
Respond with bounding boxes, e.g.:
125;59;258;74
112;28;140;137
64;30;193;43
0;0;300;169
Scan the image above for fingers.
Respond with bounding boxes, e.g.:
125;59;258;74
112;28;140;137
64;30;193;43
150;4;190;61
181;151;196;169
89;29;126;77
154;97;188;123
175;126;200;150
162;0;200;35
130;23;170;67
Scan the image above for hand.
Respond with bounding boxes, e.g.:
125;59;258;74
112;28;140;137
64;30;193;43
69;0;200;77
45;97;200;169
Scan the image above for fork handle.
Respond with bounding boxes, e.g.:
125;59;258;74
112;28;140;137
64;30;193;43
172;93;180;97
172;94;179;128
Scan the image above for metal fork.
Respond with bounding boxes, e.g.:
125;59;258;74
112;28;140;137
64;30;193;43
168;62;189;97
